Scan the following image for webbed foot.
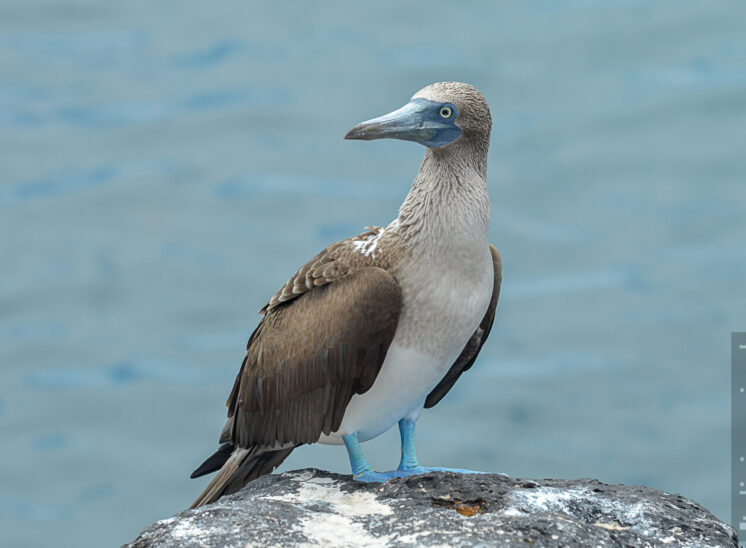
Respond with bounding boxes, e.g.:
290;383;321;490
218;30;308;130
395;466;485;477
352;470;397;483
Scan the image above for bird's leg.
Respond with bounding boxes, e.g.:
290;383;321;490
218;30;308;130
342;433;390;483
393;418;485;477
396;418;426;474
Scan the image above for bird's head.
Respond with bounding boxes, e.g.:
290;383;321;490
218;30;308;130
344;82;491;150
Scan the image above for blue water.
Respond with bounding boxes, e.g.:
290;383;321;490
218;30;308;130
1;1;744;546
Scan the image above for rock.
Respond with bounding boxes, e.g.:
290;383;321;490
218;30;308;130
125;469;738;547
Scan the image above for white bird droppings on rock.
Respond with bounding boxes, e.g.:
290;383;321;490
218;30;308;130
263;471;394;546
266;470;393;518
259;470;394;547
125;469;739;548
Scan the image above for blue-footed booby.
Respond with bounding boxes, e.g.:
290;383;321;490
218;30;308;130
190;82;502;508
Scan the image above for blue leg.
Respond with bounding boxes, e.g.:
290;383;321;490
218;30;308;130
393;418;484;477
396;418;426;474
342;433;390;482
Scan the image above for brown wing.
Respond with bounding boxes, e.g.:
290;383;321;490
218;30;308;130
262;226;383;313
228;265;401;447
425;245;501;408
190;231;398;506
189;264;400;508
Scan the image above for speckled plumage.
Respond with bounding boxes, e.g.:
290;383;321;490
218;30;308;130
190;82;502;508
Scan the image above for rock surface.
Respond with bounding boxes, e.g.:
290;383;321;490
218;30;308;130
126;468;738;547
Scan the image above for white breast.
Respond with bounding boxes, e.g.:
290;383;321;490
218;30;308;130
318;244;494;445
318;343;450;444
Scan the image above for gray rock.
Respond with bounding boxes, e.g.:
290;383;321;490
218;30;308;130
125;469;738;547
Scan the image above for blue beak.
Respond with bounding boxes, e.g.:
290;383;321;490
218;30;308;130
344;99;461;149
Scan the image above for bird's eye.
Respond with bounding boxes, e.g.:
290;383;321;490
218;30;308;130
439;106;453;119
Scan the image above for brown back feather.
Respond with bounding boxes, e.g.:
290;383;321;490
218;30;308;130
262;227;385;313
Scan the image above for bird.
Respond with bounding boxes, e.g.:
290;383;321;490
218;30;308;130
189;82;502;508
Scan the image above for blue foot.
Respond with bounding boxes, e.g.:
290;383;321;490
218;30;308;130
352;470;396;483
419;466;485;475
394;466;428;477
395;419;486;478
344;433;399;483
354;467;486;481
394;466;485;477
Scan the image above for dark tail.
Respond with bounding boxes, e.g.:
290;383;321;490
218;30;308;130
189;446;295;509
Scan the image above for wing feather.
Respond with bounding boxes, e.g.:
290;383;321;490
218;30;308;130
190;234;399;506
261;227;382;313
229;266;401;447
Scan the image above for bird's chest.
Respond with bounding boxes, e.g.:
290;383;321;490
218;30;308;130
393;245;493;360
322;245;494;443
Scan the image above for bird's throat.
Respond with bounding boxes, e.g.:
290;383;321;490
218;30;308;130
394;145;491;258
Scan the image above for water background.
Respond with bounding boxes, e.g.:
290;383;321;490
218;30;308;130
1;1;745;546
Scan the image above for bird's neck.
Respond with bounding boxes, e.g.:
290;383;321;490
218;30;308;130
393;143;491;259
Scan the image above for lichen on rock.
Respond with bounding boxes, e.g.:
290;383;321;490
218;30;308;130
125;469;739;547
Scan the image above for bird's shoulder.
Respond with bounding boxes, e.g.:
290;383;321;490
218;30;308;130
261;226;395;314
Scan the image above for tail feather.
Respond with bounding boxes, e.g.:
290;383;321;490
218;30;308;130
189;446;295;509
190;443;234;479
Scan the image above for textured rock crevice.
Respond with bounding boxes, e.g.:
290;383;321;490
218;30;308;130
126;469;738;547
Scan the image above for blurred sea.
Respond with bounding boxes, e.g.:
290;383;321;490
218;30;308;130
1;1;745;546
